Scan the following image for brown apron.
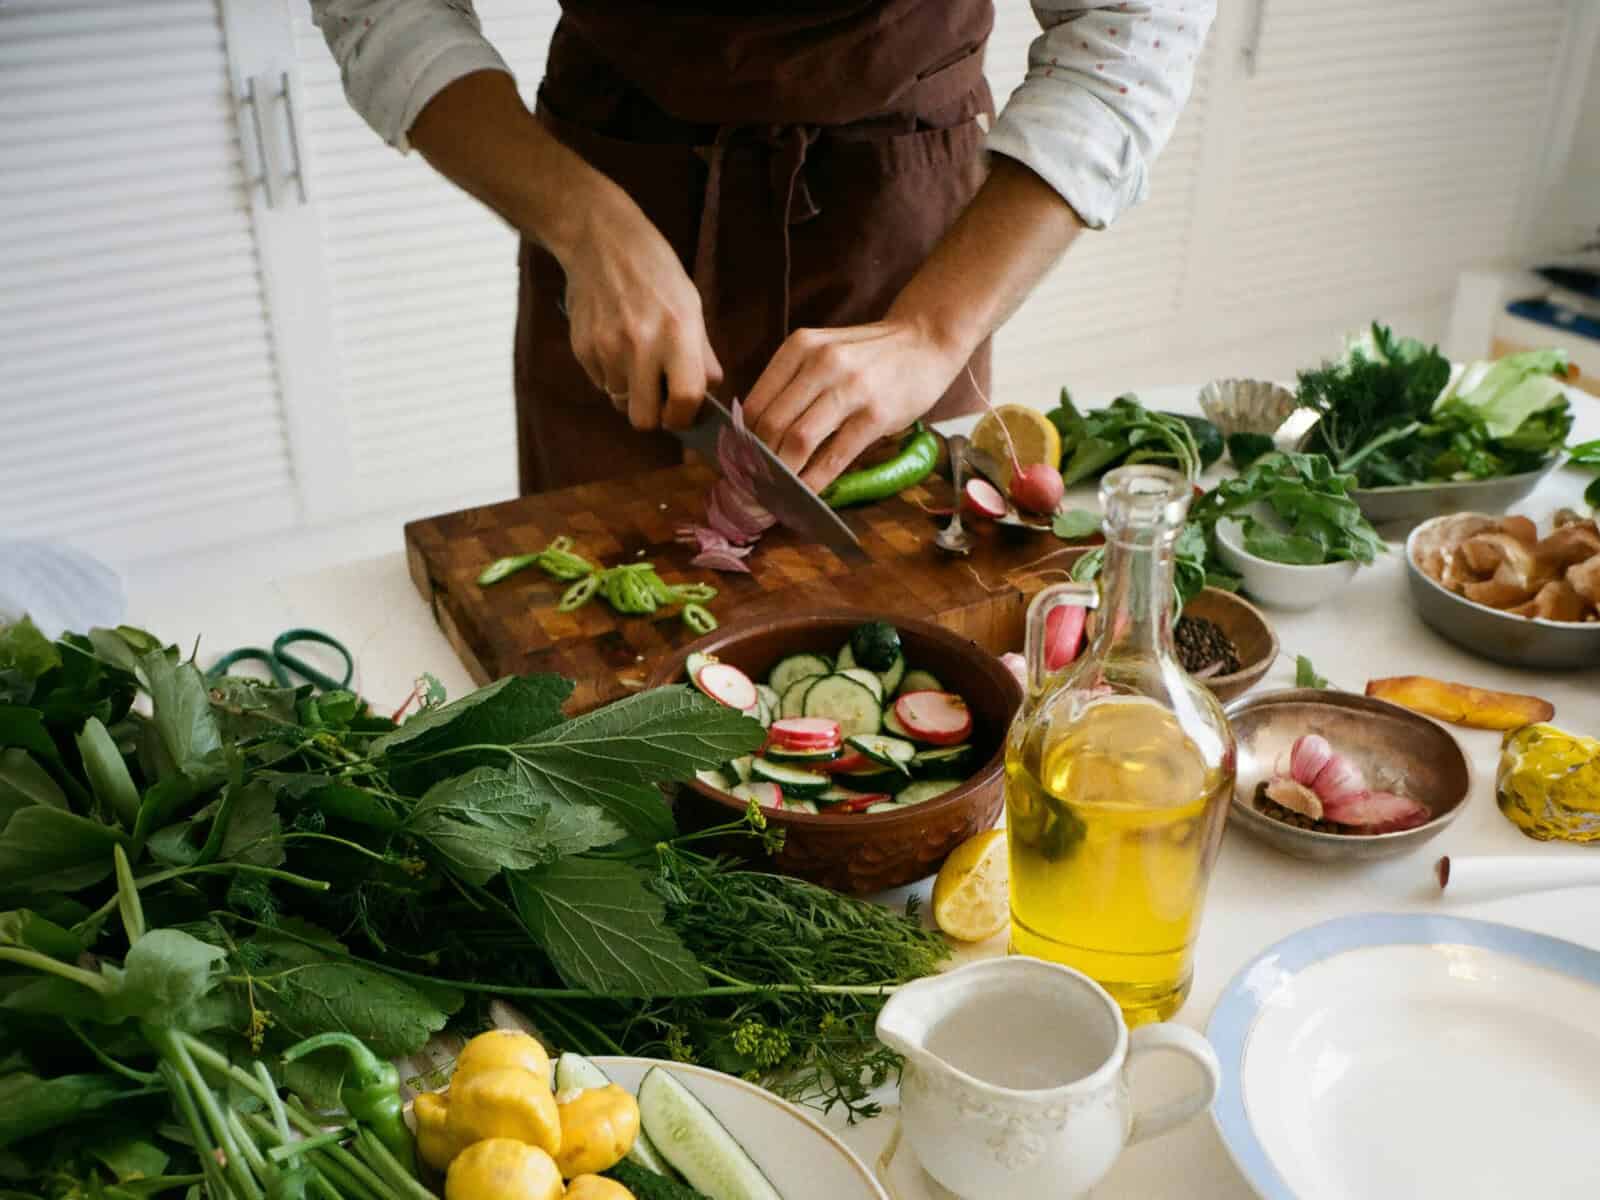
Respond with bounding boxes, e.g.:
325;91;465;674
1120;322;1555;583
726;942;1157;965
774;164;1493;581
514;0;996;493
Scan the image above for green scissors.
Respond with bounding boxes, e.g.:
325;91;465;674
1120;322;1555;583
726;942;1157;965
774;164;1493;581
207;628;355;693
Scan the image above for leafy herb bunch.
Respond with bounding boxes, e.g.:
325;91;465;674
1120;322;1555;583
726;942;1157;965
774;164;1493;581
0;617;947;1189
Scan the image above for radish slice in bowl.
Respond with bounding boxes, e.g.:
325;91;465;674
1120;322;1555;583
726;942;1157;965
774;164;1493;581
769;717;843;751
894;691;973;745
962;477;1007;519
694;662;758;711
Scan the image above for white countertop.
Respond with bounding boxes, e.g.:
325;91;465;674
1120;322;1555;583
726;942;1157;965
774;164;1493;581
130;384;1600;1199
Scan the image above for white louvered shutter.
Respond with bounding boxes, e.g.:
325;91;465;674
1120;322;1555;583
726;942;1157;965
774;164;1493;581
0;0;299;560
1209;0;1572;336
986;6;1220;405
288;0;560;513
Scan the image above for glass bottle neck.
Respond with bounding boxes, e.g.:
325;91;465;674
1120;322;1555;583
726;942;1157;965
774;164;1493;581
1091;530;1178;658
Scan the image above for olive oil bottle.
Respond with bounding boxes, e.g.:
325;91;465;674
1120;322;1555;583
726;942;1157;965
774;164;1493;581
1005;466;1234;1025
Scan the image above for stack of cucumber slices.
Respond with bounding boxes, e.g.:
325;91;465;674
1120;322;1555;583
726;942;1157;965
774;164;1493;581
686;621;978;815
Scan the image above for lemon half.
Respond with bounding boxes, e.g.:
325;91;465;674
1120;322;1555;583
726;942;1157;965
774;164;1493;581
970;405;1061;490
932;829;1009;943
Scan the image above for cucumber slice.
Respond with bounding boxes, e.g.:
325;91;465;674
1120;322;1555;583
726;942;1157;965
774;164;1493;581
695;769;736;793
749;758;830;796
729;755;755;783
756;684;781;717
779;676;822;719
768;653;832;698
685;651;718;684
817;785;870;804
802;675;882;738
882;706;916;740
898;669;943;696
865;802;901;813
896;778;964;807
911;744;974;774
637;1066;783;1200
779;798;819;815
839;766;910;795
878;651;906;697
838;667;884;703
554;1053;676;1177
845;734;916;774
834;643;857;670
763;744;844;764
731;781;783;808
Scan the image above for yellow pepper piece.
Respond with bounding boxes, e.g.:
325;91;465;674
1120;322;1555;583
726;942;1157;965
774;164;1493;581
446;1067;562;1157
444;1138;563;1200
567;1176;635;1200
453;1029;552;1088
1498;723;1600;842
413;1091;471;1172
554;1084;641;1178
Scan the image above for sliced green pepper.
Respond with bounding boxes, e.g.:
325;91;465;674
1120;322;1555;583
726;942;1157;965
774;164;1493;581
559;575;600;611
681;603;718;634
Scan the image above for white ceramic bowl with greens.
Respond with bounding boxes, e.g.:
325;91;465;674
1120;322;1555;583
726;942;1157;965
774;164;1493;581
1215;517;1359;611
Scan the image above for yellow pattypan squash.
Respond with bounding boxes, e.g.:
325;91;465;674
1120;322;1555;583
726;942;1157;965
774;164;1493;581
554;1084;640;1178
413;1090;472;1172
446;1067;562;1157
453;1029;552;1087
567;1175;636;1200
444;1138;563;1200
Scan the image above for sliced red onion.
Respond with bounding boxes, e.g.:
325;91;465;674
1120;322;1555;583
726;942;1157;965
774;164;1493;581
1321;788;1429;833
691;547;753;573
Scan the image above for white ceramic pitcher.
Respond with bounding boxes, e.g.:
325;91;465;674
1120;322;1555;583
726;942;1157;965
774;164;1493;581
875;957;1221;1198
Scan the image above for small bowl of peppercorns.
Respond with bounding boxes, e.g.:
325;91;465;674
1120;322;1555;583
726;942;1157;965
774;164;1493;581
1180;588;1278;702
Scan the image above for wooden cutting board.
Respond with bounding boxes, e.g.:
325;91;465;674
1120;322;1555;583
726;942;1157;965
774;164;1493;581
404;461;1083;712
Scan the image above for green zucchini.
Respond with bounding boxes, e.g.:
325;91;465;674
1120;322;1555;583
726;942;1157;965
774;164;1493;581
768;653;832;698
897;669;943;696
763;744;844;764
778;675;822;719
636;1067;783;1200
911;744;974;774
896;778;964;807
802;674;882;737
838;667;884;703
749;758;830;796
846;734;916;774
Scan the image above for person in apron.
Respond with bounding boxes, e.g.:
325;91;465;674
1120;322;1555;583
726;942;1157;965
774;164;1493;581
312;1;1215;493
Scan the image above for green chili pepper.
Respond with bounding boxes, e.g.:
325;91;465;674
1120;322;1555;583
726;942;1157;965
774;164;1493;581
670;582;718;604
681;603;718;634
819;423;939;508
281;1033;413;1174
640;567;676;606
536;542;594;580
559;575;600;611
477;553;540;586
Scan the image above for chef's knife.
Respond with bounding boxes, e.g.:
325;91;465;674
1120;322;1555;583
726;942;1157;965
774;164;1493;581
673;393;868;563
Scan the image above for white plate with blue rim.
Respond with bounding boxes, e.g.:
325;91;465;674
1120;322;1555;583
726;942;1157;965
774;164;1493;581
1207;913;1600;1200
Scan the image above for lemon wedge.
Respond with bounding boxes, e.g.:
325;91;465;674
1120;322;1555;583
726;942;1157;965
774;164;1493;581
932;829;1010;943
970;405;1061;490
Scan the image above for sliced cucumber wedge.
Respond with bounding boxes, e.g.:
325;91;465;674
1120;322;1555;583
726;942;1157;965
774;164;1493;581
729;755;755;784
911;744;974;774
802;674;882;738
896;778;964;807
779;798;819;814
763;744;843;764
637;1066;783;1200
749;758;830;797
898;669;942;696
553;1053;676;1177
695;768;736;793
685;651;719;685
838;667;884;703
834;643;857;670
882;706;916;740
778;676;822;719
865;802;901;813
845;734;916;774
768;653;832;698
877;651;906;697
756;684;781;718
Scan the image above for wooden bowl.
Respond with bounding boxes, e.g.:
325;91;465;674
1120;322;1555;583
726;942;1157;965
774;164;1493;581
645;610;1023;895
1185;587;1277;702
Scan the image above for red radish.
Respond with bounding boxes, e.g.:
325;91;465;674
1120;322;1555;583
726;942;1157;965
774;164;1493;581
962;477;1007;519
1045;603;1087;671
829;792;893;813
820;751;872;773
1010;462;1065;515
769;717;843;751
894;691;973;745
694;662;757;711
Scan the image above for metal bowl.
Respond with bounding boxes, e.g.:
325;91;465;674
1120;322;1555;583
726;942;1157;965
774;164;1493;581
1351;455;1565;527
1403;516;1600;670
1223;688;1471;862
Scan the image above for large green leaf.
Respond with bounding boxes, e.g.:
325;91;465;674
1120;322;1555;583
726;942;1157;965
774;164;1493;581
509;857;706;997
373;674;571;758
0;750;67;822
0;620;60;687
105;929;226;1027
0;1073;146;1149
0;807;125;893
0;708;58;761
217;781;285;868
139;652;221;778
409;767;620;885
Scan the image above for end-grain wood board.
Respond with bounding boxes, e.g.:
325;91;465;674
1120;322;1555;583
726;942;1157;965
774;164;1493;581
404;462;1084;712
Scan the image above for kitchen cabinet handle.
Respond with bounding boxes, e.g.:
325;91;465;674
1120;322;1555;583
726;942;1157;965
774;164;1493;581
240;71;308;209
279;70;310;205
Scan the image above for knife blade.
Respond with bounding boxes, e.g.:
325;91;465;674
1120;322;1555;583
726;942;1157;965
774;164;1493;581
674;393;868;563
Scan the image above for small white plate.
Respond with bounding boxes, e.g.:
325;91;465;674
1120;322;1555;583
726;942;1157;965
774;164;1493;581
1208;914;1600;1199
595;1057;888;1200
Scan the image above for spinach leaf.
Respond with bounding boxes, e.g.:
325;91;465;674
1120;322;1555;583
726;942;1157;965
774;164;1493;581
1227;432;1275;469
1051;509;1102;541
0;910;84;960
0;708;58;761
0;750;68;819
1295;655;1330;689
0;1073;146;1149
216;781;285;868
88;1136;169;1183
0;619;59;704
1190;451;1383;566
509;857;707;996
0;808;125;893
139;653;221;779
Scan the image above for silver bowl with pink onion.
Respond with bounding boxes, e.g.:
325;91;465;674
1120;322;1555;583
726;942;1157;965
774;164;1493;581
1223;688;1471;862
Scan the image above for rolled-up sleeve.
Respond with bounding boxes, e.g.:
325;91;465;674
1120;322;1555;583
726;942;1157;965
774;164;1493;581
308;0;512;152
987;1;1216;229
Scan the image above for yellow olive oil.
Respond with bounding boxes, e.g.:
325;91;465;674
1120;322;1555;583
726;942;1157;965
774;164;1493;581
1006;696;1231;1025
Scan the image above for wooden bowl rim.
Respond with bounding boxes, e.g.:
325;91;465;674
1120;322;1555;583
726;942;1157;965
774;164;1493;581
1186;586;1279;689
644;608;1022;830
